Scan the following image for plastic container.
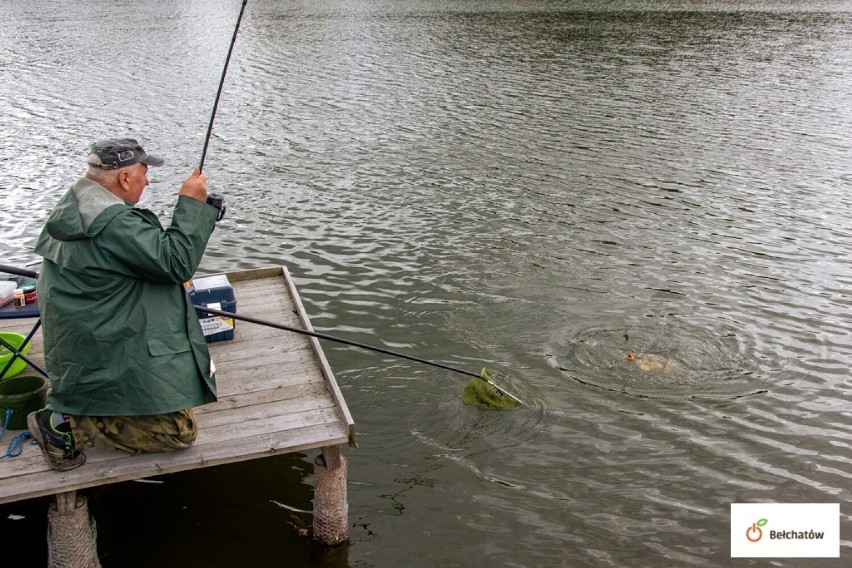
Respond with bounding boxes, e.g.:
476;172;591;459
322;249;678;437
0;374;48;430
22;284;37;304
0;281;15;308
0;332;32;379
187;275;237;342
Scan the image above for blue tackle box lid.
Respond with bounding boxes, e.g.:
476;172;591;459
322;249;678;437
187;274;235;306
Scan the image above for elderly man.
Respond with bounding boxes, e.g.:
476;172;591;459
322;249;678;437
27;138;220;471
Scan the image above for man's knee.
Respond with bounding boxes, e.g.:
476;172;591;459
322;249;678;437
70;409;197;453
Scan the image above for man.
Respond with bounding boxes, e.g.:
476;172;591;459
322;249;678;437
27;137;221;471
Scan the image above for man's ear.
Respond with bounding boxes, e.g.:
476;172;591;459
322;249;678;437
117;169;131;192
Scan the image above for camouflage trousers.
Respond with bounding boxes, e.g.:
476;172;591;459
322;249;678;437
68;409;197;454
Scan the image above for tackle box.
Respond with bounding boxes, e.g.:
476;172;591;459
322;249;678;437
186;275;236;342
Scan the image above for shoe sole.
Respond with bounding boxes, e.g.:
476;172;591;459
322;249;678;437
26;412;86;472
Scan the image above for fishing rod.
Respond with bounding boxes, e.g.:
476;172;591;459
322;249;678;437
0;264;524;404
199;0;249;173
0;264;37;279
196;305;524;405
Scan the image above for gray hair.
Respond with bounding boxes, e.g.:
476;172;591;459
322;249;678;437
85;153;122;186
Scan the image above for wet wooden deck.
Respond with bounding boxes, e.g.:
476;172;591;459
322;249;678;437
0;266;355;505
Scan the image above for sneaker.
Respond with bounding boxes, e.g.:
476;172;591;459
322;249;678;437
27;410;86;471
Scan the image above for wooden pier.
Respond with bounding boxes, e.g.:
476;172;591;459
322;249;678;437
0;266;355;561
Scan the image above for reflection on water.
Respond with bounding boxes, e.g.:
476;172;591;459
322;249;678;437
2;1;852;566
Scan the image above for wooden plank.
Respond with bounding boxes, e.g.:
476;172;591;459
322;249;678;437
198;381;330;414
199;395;338;429
212;363;325;397
222;266;283;283
209;333;312;363
282;267;357;446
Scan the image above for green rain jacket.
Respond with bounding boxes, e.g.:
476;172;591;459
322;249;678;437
34;177;219;416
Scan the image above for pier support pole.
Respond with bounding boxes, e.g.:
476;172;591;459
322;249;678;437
313;445;348;545
47;491;101;568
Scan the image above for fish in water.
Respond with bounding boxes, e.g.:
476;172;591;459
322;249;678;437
626;352;682;373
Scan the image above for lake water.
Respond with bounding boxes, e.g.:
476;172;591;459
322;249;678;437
1;1;851;566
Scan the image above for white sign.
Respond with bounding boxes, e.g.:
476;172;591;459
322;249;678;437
731;503;839;558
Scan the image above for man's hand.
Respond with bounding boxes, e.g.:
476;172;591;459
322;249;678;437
179;168;208;202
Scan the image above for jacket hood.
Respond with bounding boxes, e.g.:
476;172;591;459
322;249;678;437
44;177;129;241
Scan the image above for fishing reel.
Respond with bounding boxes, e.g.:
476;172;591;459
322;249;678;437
206;192;226;221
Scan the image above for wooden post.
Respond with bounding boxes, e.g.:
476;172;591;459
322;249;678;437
47;491;101;568
313;445;348;545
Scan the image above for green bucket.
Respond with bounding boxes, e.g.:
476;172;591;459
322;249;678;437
0;331;32;379
0;375;48;431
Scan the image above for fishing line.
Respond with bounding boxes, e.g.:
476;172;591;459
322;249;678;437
199;0;249;172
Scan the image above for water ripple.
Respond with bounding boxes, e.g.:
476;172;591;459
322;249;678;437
3;2;852;566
